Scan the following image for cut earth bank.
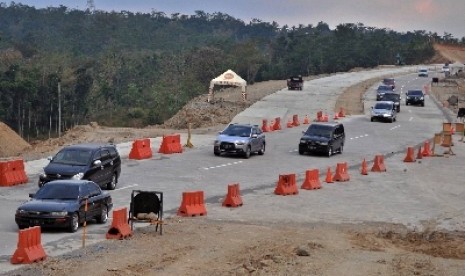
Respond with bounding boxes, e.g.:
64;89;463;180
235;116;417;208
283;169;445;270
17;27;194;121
3;65;465;276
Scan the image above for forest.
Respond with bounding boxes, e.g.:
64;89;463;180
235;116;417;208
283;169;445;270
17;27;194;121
0;3;461;141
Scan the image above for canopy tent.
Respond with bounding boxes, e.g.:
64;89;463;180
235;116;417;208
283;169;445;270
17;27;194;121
449;61;464;76
208;69;247;102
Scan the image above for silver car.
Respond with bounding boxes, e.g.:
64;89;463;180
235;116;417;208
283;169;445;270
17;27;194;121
371;101;397;123
213;124;266;158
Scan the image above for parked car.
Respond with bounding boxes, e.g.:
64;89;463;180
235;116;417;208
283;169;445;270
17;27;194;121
382;78;396;89
213;123;265;158
405;90;425;106
418;68;428;77
38;143;121;190
382;92;401;112
376;85;394;100
371;101;397;123
298;122;345;157
15;180;113;232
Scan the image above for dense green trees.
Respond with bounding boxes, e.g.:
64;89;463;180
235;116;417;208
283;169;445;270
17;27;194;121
0;3;454;140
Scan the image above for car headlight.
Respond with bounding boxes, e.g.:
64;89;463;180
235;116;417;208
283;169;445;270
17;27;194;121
39;173;47;179
420;97;424;100
50;211;68;217
235;140;246;145
72;173;84;180
16;209;26;215
319;142;328;145
300;139;307;143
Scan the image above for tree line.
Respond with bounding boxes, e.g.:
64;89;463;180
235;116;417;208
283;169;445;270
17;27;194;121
0;3;458;141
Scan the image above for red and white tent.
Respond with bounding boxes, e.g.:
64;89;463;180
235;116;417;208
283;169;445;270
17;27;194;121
208;69;247;102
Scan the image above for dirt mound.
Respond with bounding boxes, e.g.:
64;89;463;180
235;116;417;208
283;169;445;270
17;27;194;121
431;43;465;64
0;122;31;158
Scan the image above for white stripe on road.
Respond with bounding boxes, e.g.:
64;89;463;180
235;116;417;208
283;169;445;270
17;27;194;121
115;183;139;191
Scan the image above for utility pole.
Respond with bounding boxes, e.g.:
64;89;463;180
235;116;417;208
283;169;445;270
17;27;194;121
58;81;61;137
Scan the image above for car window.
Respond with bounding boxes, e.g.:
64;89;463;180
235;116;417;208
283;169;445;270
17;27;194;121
35;184;80;200
383;94;400;101
408;90;423;96
86;182;101;197
53;149;92;165
305;125;332;138
222;125;251;137
375;103;392;110
99;149;111;161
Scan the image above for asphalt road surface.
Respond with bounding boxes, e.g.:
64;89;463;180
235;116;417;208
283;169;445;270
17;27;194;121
0;66;457;273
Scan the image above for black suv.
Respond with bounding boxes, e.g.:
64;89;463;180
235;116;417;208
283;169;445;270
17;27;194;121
38;143;122;190
299;122;345;157
213;123;266;158
382;92;401;112
405;90;425;106
376;85;394;100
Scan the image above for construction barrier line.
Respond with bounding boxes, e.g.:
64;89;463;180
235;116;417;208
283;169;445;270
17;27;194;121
106;207;133;240
129;138;153;160
11;226;46;264
222;183;243;207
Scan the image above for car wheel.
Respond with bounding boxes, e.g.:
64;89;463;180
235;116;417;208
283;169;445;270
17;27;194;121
393;117;396;122
406;102;409;106
258;143;265;155
299;148;305;155
244;146;251;159
69;213;79;233
421;102;424;107
370;117;374;122
96;205;108;224
106;173;117;190
214;150;220;156
327;146;333;157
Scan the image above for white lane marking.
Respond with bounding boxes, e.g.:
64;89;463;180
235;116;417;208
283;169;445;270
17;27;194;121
349;134;369;140
203;161;243;170
408;109;412;113
390;125;401;130
115;183;139;191
409;117;413;121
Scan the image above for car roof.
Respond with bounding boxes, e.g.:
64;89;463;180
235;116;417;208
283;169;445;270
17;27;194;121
375;101;394;105
61;143;115;151
228;123;257;128
310;122;342;127
45;180;94;186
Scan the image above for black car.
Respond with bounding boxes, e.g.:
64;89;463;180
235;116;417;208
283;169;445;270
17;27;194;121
299;122;345;157
406;90;425;106
38;143;121;190
382;92;401;112
15;180;113;232
376;85;394;100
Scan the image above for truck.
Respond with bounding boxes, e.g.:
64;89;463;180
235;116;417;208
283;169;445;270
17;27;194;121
287;76;303;90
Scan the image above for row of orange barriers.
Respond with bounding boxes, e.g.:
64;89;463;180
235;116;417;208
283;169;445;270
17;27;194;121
128;135;184;160
0;159;28;187
261;117;282;132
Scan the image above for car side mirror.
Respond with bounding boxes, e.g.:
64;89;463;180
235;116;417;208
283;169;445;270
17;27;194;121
371;107;373;109
29;193;35;198
93;160;102;167
302;131;305;134
47;156;53;161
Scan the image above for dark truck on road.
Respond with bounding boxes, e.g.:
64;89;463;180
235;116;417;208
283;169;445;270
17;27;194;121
287;76;303;90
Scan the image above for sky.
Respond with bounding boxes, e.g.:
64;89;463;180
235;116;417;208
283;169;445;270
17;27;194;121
12;0;465;39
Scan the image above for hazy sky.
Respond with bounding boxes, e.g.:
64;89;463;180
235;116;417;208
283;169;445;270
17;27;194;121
13;0;465;39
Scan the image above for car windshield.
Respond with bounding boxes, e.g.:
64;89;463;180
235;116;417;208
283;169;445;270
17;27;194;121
408;90;423;96
383;79;394;84
52;149;92;165
419;69;427;72
221;125;251;137
383;94;400;101
374;103;392;110
377;86;391;91
305;125;332;138
34;184;80;200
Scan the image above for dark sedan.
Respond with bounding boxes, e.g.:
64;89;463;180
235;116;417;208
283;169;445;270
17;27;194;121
406;90;425;106
15;180;113;232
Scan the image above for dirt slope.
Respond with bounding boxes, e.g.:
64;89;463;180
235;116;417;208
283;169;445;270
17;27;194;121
431;43;465;64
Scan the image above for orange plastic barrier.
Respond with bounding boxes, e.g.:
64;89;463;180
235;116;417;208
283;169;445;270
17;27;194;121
316;111;323;122
371;155;386;172
292;114;300;126
338;107;346;118
416;147;423;159
333;113;339;120
129;138;153;160
261;119;270;132
323;113;329;122
301;169;321;190
106;207;133;240
403;147;416;162
0;159;28;187
286;118;293;128
360;159;368;175
274;174;298;195
269;119;275;132
158;134;183;154
422;140;432;157
222;183;243;207
303;115;310;124
11;226;46;264
177;191;207;216
272;117;281;130
333;162;350;182
325;167;334;183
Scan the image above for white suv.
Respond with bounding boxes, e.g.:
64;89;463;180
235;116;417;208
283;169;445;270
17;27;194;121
213;124;265;159
371;101;397;123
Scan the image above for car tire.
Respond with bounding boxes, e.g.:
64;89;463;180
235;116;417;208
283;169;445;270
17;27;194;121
106;173;118;190
421;102;424;107
214;150;220;156
243;146;251;159
327;146;333;157
370;117;374;122
96;205;108;224
299;148;305;155
69;213;79;233
258;143;265;155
